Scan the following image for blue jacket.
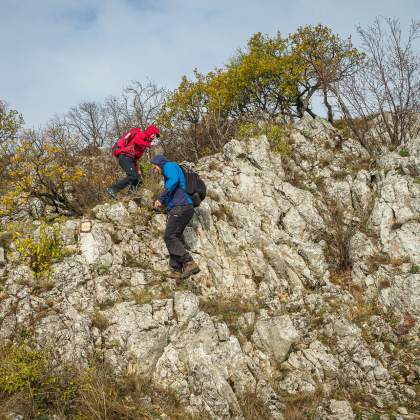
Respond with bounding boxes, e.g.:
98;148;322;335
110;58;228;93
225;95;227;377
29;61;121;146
151;154;193;210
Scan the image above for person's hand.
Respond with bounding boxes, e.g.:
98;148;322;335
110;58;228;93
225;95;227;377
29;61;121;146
150;142;157;147
154;200;162;210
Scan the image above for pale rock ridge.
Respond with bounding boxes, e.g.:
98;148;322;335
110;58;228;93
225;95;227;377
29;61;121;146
1;116;419;419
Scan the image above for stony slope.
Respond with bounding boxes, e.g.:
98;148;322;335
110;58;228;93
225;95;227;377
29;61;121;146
1;116;419;420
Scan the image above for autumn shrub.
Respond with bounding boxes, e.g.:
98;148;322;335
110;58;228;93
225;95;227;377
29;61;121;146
157;73;237;162
0;343;208;419
0;125;152;214
156;24;363;163
0;128;85;216
10;218;63;277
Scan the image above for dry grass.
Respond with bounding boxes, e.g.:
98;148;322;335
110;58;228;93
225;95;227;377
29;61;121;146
211;204;234;224
107;229;122;244
97;299;117;310
237;393;273;419
378;278;391;289
133;288;154;305
351;158;371;172
33;309;49;323
125;253;150;269
280;385;324;420
366;253;391;272
91;311;109;331
208;161;224;172
32;279;55;295
206;189;220;202
199;296;263;336
0;232;14;250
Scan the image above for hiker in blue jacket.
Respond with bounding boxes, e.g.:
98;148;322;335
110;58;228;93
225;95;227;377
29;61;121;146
151;154;200;280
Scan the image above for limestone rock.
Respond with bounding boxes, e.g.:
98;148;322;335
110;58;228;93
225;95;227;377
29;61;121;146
252;315;300;363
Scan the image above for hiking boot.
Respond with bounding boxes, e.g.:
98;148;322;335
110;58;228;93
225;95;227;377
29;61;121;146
167;271;182;280
107;188;118;200
181;261;200;278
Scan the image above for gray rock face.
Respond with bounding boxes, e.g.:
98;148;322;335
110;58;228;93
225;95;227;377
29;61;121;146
1;117;420;419
328;399;355;420
252;315;299;363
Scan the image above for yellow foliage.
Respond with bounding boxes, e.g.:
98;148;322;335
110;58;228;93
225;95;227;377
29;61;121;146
158;24;363;158
1;127;85;215
10;218;64;277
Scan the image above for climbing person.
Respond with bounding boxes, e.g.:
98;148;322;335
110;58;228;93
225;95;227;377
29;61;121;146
108;126;160;199
151;154;201;280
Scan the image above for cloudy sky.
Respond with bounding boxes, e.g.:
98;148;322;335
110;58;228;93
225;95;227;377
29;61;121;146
1;0;418;128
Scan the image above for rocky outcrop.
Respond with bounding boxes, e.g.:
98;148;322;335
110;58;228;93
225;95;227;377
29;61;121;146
1;117;419;419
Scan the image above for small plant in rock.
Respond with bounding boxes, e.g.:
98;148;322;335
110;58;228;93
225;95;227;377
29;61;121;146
0;232;14;250
399;150;410;157
301;186;316;194
107;230;122;244
333;171;350;179
133;288;154;305
11;218;64;278
317;199;371;272
408;264;419;274
97;299;116;310
98;265;111;275
0;342;206;419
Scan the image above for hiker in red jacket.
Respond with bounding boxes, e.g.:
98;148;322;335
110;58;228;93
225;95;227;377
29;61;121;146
108;126;160;199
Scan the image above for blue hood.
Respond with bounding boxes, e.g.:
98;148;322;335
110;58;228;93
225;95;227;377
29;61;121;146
151;154;168;168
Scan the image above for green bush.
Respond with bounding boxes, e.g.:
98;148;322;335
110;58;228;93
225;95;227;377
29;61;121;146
11;218;64;277
0;344;54;393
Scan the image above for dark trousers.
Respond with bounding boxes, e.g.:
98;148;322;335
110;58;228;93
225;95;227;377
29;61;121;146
111;154;142;193
164;204;195;272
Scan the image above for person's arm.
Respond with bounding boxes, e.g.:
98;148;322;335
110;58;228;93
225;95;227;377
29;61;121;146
157;187;171;204
133;137;151;148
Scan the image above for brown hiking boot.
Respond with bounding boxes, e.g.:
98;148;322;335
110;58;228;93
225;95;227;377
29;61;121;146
181;261;200;278
167;271;182;280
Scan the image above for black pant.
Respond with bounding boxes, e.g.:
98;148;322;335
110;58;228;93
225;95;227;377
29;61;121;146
111;154;142;193
164;204;195;272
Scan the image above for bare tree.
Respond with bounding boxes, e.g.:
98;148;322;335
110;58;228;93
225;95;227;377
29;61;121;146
104;95;126;140
66;101;111;148
335;18;420;149
121;79;167;131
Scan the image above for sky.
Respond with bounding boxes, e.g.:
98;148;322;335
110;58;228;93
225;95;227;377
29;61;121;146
1;0;419;128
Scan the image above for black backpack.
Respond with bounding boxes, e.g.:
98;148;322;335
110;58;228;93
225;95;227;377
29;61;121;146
178;163;207;207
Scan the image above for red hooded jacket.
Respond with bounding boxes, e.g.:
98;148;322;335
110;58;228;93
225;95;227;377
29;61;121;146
118;126;160;169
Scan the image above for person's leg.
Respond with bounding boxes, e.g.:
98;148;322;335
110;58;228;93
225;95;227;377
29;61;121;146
110;155;142;193
163;205;195;273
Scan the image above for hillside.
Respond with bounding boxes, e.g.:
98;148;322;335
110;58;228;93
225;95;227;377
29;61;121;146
1;116;419;420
